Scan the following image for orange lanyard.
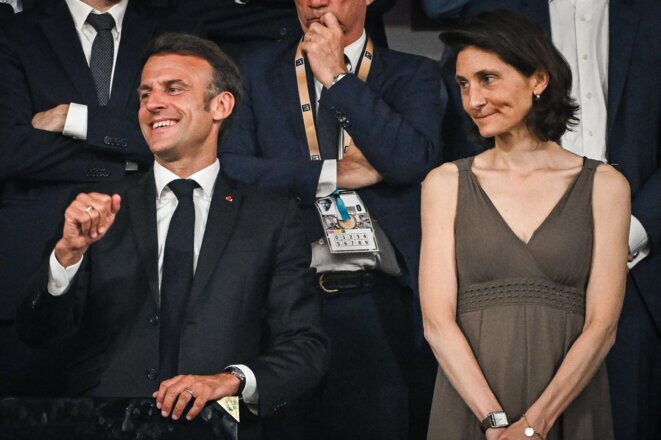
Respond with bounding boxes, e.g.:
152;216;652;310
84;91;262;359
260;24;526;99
295;37;374;160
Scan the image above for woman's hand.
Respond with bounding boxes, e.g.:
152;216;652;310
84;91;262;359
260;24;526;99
485;427;506;440
496;418;543;440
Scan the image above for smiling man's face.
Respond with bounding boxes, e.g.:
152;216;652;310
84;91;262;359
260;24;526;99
138;54;218;163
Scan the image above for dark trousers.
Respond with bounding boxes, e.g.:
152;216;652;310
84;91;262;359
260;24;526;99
317;273;435;440
607;276;661;440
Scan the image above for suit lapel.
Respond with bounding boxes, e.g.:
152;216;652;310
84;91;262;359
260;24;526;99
39;1;97;103
607;0;639;141
110;9;154;109
186;174;242;317
125;169;160;306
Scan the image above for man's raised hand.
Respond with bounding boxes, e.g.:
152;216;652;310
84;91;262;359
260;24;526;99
301;12;347;88
54;193;121;267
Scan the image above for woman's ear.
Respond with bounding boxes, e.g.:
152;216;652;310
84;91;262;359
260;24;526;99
532;69;550;96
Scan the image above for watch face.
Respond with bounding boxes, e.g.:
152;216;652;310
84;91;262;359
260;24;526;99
492;412;509;426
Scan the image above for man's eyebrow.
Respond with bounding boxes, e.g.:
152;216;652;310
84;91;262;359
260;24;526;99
137;84;151;95
137;79;190;96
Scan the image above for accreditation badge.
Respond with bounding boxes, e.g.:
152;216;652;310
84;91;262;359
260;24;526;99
314;190;379;253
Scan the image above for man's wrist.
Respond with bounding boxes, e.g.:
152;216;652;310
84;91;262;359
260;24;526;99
321;67;348;89
223;366;246;396
54;239;85;268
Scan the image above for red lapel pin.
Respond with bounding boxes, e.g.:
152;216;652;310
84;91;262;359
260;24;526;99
225;196;233;202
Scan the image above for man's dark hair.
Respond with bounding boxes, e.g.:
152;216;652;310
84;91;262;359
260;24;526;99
440;9;579;147
141;33;243;139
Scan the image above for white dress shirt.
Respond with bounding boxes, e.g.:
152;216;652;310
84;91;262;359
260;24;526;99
315;29;367;198
62;0;128;141
47;159;258;406
550;0;649;267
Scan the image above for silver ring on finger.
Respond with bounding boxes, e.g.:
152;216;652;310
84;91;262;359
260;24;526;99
184;388;195;398
84;206;95;213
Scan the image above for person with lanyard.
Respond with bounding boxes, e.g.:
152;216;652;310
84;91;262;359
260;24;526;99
220;0;444;438
423;2;661;439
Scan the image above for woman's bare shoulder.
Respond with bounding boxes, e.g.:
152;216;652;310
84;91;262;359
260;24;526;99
593;163;630;199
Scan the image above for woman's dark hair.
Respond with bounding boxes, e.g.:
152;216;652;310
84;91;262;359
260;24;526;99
141;33;243;140
440;9;578;147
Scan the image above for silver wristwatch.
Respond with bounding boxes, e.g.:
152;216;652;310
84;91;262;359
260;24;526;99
481;411;510;431
331;72;349;87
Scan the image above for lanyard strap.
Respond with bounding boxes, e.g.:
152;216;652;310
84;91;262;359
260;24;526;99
295;37;374;160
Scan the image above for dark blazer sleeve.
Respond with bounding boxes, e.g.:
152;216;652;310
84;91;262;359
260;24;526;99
245;199;329;416
0;23;152;183
318;54;442;185
16;254;91;348
220;68;325;203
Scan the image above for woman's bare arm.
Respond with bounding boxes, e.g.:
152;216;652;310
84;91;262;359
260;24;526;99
420;162;505;439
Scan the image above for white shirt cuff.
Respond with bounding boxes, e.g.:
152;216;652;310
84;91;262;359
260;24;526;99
229;364;259;415
47;249;83;296
316;159;337;198
62;103;88;140
628;215;650;269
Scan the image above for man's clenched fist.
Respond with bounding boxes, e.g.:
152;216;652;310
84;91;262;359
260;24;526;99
55;192;121;267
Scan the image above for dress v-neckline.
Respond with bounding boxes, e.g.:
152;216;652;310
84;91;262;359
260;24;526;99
468;156;586;247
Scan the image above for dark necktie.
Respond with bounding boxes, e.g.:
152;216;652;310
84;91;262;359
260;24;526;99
86;12;115;106
159;179;199;380
316;97;339;160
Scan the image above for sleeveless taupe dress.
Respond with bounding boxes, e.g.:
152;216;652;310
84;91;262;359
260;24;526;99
426;157;614;440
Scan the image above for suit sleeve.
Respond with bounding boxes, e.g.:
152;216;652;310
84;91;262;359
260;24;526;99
246;199;329;416
220;58;324;204
16;253;91;348
0;27;152;183
631;151;661;253
318;56;443;185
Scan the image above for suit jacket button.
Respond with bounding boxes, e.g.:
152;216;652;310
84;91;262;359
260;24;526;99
146;369;158;381
279;26;288;36
104;136;110;145
149;315;159;325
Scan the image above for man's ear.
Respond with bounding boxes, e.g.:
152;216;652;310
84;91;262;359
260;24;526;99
209;91;235;122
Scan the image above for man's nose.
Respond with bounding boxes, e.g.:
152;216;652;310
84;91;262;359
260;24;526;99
145;91;166;112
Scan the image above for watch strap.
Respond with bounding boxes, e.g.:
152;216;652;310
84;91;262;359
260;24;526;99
224;366;246;396
481;411;510;432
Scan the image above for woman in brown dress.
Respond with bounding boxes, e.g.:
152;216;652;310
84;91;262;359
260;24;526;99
420;10;630;440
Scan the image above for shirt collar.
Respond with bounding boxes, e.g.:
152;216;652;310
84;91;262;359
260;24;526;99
65;0;129;33
344;29;367;74
153;159;220;201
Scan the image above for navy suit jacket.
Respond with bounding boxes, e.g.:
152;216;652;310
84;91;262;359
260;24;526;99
0;1;163;319
426;0;661;331
220;38;443;291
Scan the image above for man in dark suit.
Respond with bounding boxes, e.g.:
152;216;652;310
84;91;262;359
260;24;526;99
220;0;443;438
424;1;661;439
16;33;328;437
0;0;168;396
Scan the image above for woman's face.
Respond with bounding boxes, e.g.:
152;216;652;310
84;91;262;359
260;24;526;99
455;46;546;139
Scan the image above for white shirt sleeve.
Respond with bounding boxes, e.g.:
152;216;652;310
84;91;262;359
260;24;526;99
316;159;337;198
627;215;650;269
47;249;83;296
62;103;88;140
228;363;259;415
